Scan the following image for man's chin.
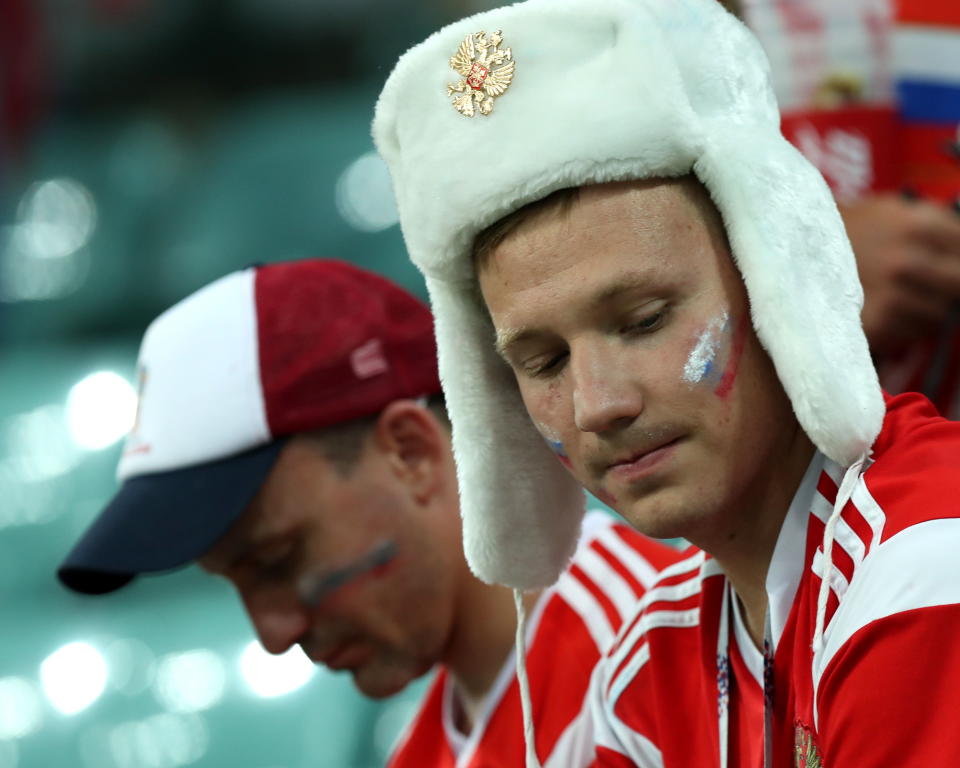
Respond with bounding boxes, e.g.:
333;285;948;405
352;663;426;699
616;487;694;540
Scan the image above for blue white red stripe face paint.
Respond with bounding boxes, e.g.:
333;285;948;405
683;311;729;387
536;420;617;505
535;421;572;467
682;311;748;399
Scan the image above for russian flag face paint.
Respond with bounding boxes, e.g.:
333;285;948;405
682;311;748;399
683;311;728;386
535;421;573;469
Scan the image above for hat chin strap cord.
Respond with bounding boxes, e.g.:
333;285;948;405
813;453;871;655
514;588;543;768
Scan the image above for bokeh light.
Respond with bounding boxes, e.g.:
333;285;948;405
334;151;399;233
40;642;108;716
238;642;314;698
108;713;208;768
6;405;80;482
104;638;157;697
0;740;18;768
0;677;44;739
153;650;226;713
66;372;138;450
0;177;96;303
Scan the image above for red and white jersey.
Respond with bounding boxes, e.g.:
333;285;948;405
590;392;960;767
387;511;683;768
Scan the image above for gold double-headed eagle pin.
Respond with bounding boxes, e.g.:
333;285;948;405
447;29;515;117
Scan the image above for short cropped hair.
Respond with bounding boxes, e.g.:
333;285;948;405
306;392;449;476
471;187;580;273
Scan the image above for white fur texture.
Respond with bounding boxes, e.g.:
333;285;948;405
373;0;884;589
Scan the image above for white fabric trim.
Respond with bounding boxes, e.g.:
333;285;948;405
812;518;960;727
575;546;641;621
603;649;666;768
811;547;851;600
611;723;665;768
118;269;270;480
555;571;616;651
542;690;596;768
851;476;886;547
894;26;960;83
440;677;471;758
608;642;651;707
731;592;765;688
660;549;708;580
595;526;660;589
765;451;824;648
608;577;704;675
608;608;701;692
811;493;867;566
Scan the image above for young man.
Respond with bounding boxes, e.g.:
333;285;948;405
373;0;960;765
57;259;679;766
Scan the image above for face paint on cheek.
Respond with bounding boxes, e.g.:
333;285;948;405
682;311;729;388
682;311;748;398
534;421;573;469
713;314;749;399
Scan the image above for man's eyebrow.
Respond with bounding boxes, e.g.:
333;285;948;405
493;272;658;360
591;272;657;306
494;327;541;361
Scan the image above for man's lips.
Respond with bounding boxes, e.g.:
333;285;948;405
605;437;682;482
317;643;371;672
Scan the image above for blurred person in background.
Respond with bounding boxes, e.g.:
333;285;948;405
723;0;960;418
57;258;681;766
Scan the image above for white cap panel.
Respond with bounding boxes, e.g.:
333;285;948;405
117;269;271;481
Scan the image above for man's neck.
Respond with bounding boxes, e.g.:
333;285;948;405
444;572;541;731
706;429;816;650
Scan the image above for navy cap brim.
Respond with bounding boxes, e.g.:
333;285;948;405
58;440;286;595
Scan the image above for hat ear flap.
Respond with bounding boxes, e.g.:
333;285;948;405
426;276;585;589
694;133;884;466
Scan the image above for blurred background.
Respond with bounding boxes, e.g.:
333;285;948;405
3;0;959;766
0;1;500;766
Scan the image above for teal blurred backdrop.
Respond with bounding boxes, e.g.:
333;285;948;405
0;1;499;766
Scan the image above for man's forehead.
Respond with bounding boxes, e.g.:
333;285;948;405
483;180;717;268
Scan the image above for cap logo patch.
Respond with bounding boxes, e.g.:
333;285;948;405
351;338;390;379
447;30;515;117
123;364;152;456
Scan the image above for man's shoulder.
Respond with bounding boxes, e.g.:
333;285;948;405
574;510;687;582
863;392;960;541
811;393;960;691
600;549;714;693
553;512;686;638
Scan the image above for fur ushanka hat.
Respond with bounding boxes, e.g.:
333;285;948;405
373;0;884;591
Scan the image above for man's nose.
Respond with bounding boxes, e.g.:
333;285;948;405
242;591;310;656
571;341;643;433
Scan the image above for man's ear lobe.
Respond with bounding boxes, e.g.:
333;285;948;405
374;400;445;499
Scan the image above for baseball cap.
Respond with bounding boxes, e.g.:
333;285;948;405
58;259;441;594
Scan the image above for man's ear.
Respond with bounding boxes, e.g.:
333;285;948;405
372;400;448;503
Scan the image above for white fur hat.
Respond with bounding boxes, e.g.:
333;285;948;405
373;0;884;590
